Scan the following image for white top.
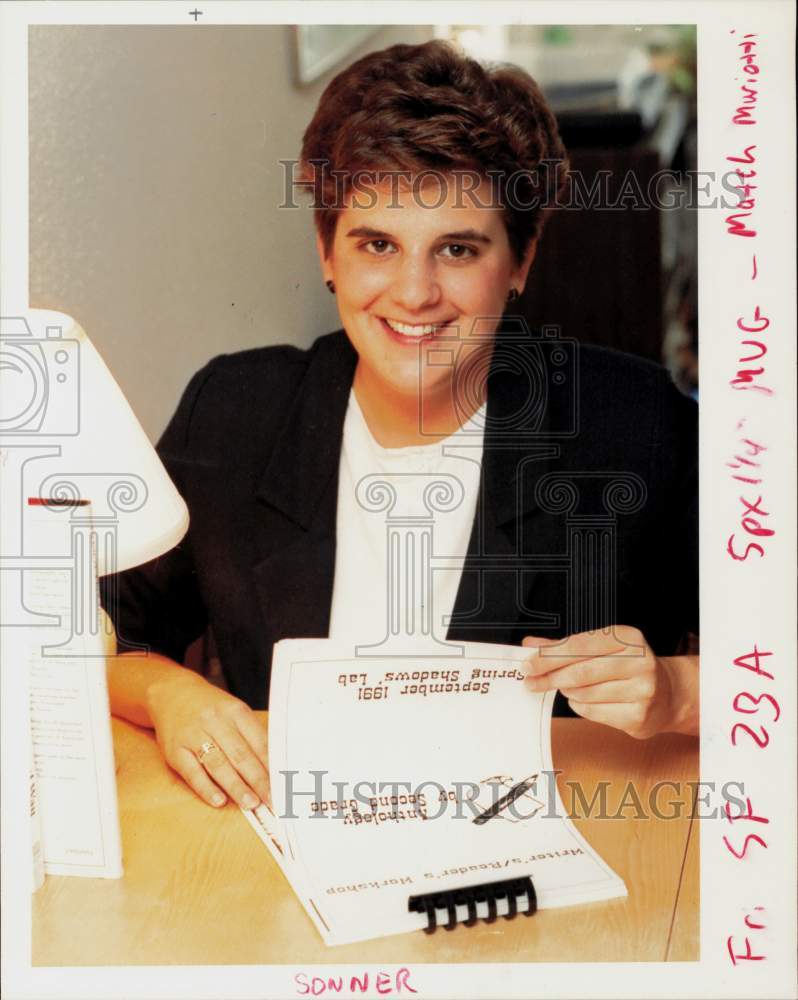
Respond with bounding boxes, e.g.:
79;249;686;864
328;391;486;647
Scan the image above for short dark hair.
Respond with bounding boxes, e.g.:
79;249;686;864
299;39;569;264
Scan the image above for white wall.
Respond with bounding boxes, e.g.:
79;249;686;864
29;25;433;440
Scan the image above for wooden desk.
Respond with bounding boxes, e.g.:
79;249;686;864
32;716;698;965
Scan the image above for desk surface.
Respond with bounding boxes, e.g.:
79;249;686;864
33;716;699;966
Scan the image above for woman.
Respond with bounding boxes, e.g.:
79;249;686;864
102;40;699;812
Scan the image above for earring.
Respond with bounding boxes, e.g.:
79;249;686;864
506;287;519;303
325;280;336;294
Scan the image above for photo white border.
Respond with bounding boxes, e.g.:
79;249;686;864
1;2;795;998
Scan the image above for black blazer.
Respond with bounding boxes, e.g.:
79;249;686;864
101;328;698;711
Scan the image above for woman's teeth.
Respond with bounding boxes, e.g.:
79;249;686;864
384;319;445;338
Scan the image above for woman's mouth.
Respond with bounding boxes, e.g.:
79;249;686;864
378;316;455;345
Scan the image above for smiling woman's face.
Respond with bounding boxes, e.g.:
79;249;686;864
317;174;534;443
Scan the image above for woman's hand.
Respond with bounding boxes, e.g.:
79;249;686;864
146;669;271;810
521;626;699;739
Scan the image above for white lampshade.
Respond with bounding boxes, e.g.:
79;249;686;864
0;309;188;575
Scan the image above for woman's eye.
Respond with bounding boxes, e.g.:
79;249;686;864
439;243;476;260
363;239;396;255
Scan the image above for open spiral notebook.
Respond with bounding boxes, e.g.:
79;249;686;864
242;638;626;946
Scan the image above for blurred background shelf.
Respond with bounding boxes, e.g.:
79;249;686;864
439;23;699;396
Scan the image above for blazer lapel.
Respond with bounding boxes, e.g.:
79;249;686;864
254;332;357;530
251;332;356;642
448;331;563;644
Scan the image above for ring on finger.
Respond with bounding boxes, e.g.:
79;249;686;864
196;740;220;764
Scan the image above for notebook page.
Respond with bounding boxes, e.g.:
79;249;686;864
241;802;335;944
268;639;626;945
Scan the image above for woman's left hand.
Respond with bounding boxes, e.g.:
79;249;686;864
521;626;699;739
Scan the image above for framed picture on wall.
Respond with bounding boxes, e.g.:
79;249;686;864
293;25;382;85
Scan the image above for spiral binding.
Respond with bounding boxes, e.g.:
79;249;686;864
408;876;537;934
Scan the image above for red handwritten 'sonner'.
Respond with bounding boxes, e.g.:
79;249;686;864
294;969;418;996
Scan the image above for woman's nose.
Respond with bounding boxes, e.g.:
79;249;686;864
389;256;441;313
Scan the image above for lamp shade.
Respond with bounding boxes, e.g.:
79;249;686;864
0;309;188;575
